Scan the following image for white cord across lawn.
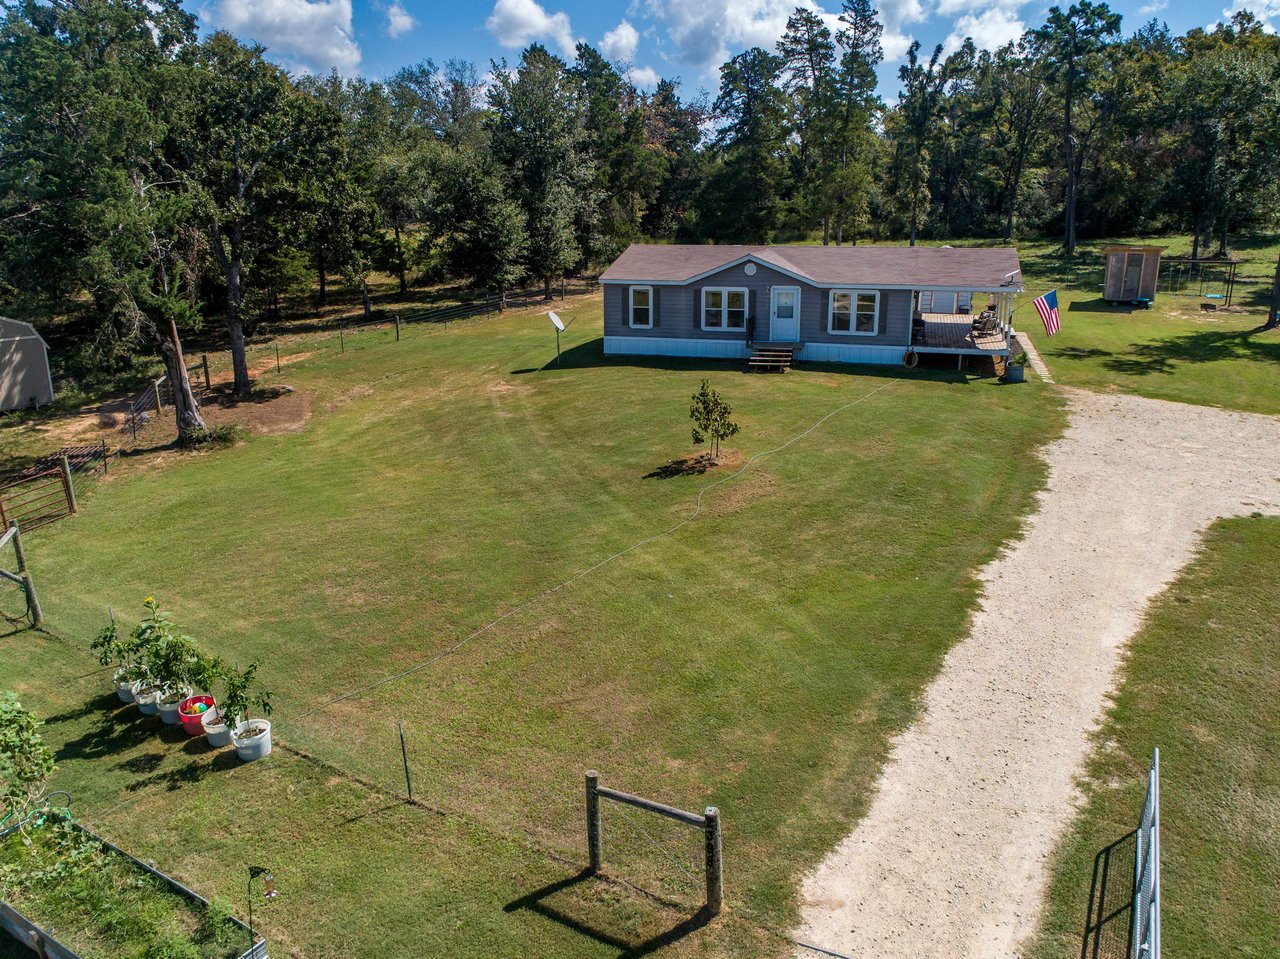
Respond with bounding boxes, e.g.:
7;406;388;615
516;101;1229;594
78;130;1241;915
316;377;900;709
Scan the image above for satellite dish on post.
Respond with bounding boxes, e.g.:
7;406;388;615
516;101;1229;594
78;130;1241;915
549;310;574;366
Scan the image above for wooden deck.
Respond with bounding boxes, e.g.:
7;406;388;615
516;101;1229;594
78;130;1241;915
913;313;1010;353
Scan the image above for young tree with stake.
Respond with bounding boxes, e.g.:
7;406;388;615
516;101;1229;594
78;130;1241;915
689;380;740;463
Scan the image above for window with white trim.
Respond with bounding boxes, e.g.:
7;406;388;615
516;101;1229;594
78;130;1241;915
829;289;879;335
702;287;748;331
629;286;653;328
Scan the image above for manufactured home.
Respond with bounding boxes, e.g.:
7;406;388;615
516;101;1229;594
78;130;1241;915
599;244;1024;368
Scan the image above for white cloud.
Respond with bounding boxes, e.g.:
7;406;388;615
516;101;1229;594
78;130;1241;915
205;0;360;74
1137;0;1168;14
486;0;579;58
601;19;640;61
1225;0;1280;29
878;0;928;61
645;0;850;72
941;1;1026;53
385;1;416;37
630;64;662;87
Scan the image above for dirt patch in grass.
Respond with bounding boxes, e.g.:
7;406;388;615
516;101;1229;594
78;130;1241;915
198;386;312;436
327;384;374;413
705;468;777;516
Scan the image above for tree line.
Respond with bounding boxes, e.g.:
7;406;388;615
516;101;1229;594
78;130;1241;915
1;0;1277;441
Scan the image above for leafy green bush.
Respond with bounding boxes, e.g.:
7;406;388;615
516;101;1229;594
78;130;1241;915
0;692;54;827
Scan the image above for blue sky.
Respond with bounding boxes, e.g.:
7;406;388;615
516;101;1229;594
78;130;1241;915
189;0;1278;98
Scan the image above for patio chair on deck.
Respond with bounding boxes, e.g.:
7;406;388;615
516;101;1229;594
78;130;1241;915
971;310;1001;336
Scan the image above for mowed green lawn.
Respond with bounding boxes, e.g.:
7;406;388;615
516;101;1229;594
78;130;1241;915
1016;235;1280;414
2;296;1065;956
1030;518;1280;959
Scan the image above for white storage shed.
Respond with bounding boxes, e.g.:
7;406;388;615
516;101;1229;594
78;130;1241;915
0;316;54;410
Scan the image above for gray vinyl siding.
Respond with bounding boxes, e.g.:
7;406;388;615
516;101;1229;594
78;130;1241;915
603;265;912;347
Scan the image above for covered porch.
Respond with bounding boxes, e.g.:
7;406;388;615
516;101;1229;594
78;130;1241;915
909;290;1017;357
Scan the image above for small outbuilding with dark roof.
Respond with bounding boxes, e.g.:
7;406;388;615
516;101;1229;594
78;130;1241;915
0;316;54;410
598;243;1024;367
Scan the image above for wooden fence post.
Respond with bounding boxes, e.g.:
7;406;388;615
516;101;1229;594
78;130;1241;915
100;437;109;475
10;521;43;626
59;455;77;514
1268;254;1280;329
395;315;401;341
704;806;722;916
152;379;163;413
202;354;211;391
585;770;602;874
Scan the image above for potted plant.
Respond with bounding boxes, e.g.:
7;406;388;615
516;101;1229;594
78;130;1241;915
178;656;221;738
148;633;201;726
1004;350;1027;383
90;620;137;704
220;662;274;762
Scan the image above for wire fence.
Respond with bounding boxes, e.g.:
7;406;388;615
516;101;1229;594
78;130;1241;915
1080;750;1160;959
1131;750;1160;959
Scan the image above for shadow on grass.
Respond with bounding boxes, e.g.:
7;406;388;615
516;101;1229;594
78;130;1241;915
505;869;713;958
1067;298;1136;314
1053;347;1114;360
52;696;239;791
644;454;717;480
1102;328;1280;377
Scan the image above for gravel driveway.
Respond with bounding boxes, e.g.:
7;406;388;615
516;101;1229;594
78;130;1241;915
794;387;1280;959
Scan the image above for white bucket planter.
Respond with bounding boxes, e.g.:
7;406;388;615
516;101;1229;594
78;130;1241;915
231;720;272;763
157;686;192;725
201;708;234;748
114;672;138;704
135;686;161;716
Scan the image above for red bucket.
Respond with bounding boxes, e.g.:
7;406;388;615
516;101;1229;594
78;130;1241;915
178;695;216;736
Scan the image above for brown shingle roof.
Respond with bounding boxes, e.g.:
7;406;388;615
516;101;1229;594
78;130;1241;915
599;244;1024;291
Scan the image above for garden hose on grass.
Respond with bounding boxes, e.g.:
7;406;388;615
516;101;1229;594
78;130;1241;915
0;791;73;835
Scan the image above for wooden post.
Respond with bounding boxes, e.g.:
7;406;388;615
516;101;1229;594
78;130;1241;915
10;522;43;626
275;344;281;374
152;378;163;413
398;722;413;801
100;437;108;475
59;455;77;514
339;324;345;353
1268;254;1280;329
585;770;602;874
704;806;722;916
395;315;401;341
202;354;211;390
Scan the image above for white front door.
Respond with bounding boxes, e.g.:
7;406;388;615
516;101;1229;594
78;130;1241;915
770;286;801;342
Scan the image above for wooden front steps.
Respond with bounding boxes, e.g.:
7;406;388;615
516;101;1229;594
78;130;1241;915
748;344;798;372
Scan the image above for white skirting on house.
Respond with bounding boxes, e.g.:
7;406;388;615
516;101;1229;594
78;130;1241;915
796;342;908;365
604;335;910;366
603;336;750;359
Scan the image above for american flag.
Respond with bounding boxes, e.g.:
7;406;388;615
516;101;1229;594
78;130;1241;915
1033;289;1061;336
